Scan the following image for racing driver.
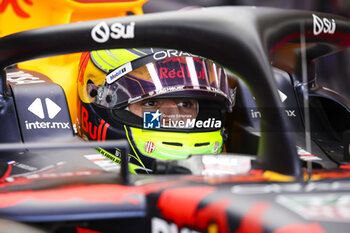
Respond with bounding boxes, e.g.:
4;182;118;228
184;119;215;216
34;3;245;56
77;48;235;174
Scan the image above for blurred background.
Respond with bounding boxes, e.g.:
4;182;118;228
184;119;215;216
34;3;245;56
143;0;350;105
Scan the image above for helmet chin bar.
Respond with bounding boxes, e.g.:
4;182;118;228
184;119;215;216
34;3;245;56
130;127;224;161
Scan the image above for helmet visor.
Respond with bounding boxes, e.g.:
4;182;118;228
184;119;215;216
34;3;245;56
88;56;233;109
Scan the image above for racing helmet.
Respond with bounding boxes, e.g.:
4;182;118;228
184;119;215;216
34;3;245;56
77;48;235;174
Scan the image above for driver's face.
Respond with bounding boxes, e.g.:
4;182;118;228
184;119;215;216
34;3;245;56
129;98;198;123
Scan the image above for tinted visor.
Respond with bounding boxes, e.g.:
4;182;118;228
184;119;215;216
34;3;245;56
88;56;233;109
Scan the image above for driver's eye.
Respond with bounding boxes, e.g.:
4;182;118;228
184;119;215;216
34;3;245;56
143;100;158;107
177;101;192;108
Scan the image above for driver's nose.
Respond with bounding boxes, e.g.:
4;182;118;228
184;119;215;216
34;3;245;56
160;100;180;122
159;100;179;118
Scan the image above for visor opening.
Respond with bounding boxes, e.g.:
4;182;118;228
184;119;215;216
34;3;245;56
162;142;183;147
194;142;210;147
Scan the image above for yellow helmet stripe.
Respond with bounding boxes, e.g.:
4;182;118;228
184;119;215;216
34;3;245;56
90;49;141;72
124;125;148;172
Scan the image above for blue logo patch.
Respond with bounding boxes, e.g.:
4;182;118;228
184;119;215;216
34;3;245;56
143;110;161;129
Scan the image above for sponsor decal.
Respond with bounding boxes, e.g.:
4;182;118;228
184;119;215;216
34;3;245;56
157;63;205;80
28;98;45;119
28;98;61;119
25;121;70;130
249;90;295;119
7;71;45;85
12;162;37;171
94;147;130;165
84;154;120;171
80;105;110;141
207;87;229;100
213;141;220;153
1;161;107;188
25;98;70;130
128;96;142;104
91;21;135;43
250;109;296;119
231;181;350;195
5;170;95;183
154;85;185;95
144;141;155;153
153;50;197;61
278;90;287;103
95;147;120;164
143;110;161;129
277;193;350;223
152;217;200;233
250;109;262;119
313;14;336;36
106;62;132;84
297;146;322;161
5;161;63;183
202;155;252;175
115;149;121;158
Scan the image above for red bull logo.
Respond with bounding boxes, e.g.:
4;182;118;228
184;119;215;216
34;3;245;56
80;104;110;141
158;64;205;80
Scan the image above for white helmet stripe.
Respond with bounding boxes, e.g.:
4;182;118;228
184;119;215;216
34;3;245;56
146;63;163;90
186;57;200;89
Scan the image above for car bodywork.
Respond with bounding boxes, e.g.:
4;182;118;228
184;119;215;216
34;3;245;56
0;5;350;233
